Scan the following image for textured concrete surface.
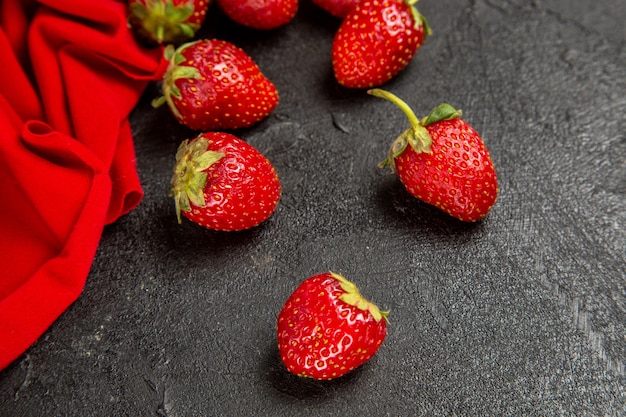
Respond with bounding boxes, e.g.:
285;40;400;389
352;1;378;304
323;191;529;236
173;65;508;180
1;0;624;415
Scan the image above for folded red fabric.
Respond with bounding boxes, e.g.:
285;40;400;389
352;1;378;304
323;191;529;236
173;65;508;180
0;0;167;371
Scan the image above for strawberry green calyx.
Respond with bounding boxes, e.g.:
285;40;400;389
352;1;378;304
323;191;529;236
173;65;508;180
330;272;389;323
368;89;462;172
405;0;432;37
129;0;199;44
151;42;202;119
170;137;224;223
421;103;463;126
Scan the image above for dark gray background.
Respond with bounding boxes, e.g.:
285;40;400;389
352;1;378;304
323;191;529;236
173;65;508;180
1;0;624;415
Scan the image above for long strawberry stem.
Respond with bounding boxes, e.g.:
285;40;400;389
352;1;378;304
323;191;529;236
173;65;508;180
370;90;465;174
368;89;420;127
368;89;433;172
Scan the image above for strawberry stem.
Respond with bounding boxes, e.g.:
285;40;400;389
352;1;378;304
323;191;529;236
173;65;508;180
369;91;465;172
368;89;420;127
368;89;433;172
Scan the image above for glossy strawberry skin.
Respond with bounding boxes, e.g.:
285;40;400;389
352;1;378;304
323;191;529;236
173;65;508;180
312;0;360;19
171;132;281;231
128;0;209;45
217;0;298;30
396;118;498;222
332;0;427;88
157;39;279;131
277;272;387;380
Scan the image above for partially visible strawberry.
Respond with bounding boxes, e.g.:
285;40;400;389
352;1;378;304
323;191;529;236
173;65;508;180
369;89;498;222
152;39;279;131
216;0;298;30
331;0;431;89
312;0;359;19
127;0;209;45
277;271;388;380
170;132;281;231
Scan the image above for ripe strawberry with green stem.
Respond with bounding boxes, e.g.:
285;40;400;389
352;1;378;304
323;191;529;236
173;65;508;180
277;271;388;380
368;88;498;222
332;0;431;88
127;0;209;45
217;0;298;30
171;132;281;231
152;39;279;131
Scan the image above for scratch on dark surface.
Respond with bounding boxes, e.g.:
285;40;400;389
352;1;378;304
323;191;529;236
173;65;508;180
246;121;304;157
532;205;625;378
418;275;450;332
570;297;625;378
12;354;32;401
144;376;158;393
331;112;351;134
483;0;541;14
540;275;625;378
156;385;171;417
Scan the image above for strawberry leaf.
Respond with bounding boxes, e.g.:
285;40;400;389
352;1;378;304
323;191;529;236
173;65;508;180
186;172;207;207
170;65;201;81
164;44;176;61
129;2;149;20
159;52;201;119
406;1;432;36
180;23;197;38
391;134;410;158
164;0;195;22
407;125;432;153
421;103;462;126
418;10;432;37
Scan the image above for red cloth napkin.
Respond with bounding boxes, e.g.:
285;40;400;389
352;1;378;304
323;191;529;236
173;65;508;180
0;0;167;371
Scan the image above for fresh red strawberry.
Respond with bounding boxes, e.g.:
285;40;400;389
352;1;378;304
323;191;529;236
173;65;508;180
152;39;279;131
369;89;498;222
332;0;431;88
277;271;388;380
127;0;209;45
216;0;298;30
312;0;359;19
170;132;281;231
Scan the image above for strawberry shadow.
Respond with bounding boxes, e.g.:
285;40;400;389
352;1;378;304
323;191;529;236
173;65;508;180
197;2;302;49
319;64;370;103
372;175;485;236
164;214;270;260
261;344;365;402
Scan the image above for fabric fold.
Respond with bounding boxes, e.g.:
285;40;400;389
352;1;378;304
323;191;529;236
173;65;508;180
0;0;167;371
